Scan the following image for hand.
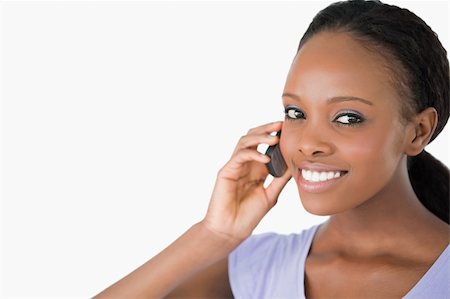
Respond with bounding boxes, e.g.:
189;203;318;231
201;121;292;246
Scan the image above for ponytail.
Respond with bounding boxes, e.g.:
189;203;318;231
407;150;449;224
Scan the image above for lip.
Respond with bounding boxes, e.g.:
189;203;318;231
297;162;348;193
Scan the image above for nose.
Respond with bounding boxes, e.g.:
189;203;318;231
297;123;334;158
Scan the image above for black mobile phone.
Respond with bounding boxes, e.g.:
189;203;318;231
265;130;287;177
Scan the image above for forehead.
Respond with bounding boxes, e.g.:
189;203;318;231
284;31;399;106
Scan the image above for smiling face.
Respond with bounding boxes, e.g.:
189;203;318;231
281;30;411;215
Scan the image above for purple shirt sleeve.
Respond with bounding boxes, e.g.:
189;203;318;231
228;225;319;299
403;244;450;299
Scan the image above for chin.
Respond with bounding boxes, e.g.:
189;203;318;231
298;193;348;216
306;208;332;216
300;199;333;216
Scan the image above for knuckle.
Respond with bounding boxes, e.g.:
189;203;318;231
239;148;251;156
238;136;251;148
232;149;248;162
217;167;225;177
218;162;233;176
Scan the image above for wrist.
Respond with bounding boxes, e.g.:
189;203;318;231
196;220;244;252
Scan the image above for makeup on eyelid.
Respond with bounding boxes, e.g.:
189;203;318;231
283;105;366;126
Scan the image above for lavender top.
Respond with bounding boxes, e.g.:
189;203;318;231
228;223;450;299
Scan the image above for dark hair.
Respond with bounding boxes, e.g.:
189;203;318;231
297;0;449;224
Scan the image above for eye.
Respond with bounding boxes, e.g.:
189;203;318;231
284;106;306;120
334;112;365;126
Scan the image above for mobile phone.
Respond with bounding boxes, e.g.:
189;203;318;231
265;130;287;177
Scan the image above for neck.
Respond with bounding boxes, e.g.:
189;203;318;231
320;156;447;257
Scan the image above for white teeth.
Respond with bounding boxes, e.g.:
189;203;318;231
312;171;320;182
327;171;334;180
303;170;312;181
302;169;344;182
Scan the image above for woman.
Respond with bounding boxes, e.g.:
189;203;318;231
95;0;449;298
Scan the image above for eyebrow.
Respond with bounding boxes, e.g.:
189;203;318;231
282;92;374;106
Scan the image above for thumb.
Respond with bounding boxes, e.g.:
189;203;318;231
265;170;292;205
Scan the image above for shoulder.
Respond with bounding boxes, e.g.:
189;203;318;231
227;224;320;298
229;227;314;264
404;244;450;298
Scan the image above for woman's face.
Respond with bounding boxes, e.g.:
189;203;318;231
280;31;410;215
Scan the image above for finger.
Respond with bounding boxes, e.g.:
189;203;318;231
265;169;292;205
246;121;283;135
232;133;279;155
219;149;269;179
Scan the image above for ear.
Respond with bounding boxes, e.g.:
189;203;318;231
404;107;438;156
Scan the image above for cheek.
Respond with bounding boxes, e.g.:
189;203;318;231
279;127;299;168
343;126;404;191
345;124;403;165
344;135;388;163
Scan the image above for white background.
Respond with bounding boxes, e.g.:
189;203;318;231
1;1;448;298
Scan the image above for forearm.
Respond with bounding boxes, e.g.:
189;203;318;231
93;221;237;299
